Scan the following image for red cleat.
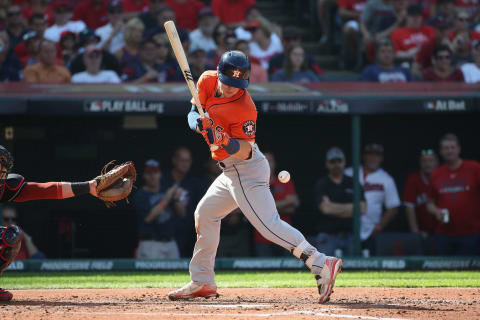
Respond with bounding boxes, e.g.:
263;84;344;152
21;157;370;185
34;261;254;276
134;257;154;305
0;288;13;301
315;257;342;303
168;282;219;301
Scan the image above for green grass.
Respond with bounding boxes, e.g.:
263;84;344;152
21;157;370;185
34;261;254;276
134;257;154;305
1;271;480;289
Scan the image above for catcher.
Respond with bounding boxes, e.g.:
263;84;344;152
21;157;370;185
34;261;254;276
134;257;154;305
0;144;136;301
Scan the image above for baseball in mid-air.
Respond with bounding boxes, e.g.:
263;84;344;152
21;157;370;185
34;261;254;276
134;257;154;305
278;170;290;183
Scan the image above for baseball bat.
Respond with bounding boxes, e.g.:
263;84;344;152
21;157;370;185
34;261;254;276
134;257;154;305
164;20;218;151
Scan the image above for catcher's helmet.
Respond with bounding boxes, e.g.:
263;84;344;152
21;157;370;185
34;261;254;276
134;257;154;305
217;50;250;89
0;145;13;188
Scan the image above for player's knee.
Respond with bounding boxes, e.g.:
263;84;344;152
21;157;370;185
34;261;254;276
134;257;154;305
0;225;24;274
1;225;23;247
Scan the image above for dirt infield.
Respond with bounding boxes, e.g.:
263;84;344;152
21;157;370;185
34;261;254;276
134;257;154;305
1;287;479;320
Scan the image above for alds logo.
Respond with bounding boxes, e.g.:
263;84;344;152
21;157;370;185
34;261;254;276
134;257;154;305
242;120;255;136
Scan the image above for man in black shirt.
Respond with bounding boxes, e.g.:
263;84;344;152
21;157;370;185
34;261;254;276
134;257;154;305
313;147;366;256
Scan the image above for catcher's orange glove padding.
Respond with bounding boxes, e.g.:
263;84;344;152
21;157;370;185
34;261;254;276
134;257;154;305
95;161;136;207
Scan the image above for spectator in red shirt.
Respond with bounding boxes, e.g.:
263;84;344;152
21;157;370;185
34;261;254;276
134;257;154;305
1;206;46;261
449;10;480;65
122;0;149;20
21;0;54;27
426;133;480;255
422;45;465;80
413;17;452;78
403;149;439;235
211;0;255;27
166;0;204;31
391;4;436;62
14;14;46;66
254;151;300;256
73;0;109;30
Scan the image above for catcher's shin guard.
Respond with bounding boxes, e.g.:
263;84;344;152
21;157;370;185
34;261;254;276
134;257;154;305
0;225;24;275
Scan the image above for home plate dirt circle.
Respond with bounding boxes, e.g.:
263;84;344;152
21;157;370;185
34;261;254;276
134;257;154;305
1;287;478;320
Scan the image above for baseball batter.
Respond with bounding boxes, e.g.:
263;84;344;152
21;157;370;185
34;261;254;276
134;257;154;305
168;51;342;303
0;145;134;301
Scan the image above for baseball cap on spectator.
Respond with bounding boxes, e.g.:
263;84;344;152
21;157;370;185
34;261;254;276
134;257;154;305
407;4;422;16
144;159;160;172
78;28;101;45
53;0;72;11
60;30;75;41
364;143;384;154
244;20;261;31
23;31;39;41
198;7;213;20
107;0;123;12
420;149;436;156
84;43;102;54
326;147;345;161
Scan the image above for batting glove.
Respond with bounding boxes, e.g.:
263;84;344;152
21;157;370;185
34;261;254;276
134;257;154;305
196;117;213;131
205;128;240;155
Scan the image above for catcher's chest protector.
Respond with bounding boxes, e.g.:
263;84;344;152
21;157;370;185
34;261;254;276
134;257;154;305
0;225;24;274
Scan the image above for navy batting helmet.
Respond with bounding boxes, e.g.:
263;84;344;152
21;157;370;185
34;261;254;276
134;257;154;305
217;50;250;89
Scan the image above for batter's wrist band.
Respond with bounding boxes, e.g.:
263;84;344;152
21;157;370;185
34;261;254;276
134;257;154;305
71;181;91;196
223;138;240;155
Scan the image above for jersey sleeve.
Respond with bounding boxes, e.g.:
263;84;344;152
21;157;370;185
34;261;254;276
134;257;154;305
0;174;27;202
402;174;417;207
384;174;401;209
190;71;215;108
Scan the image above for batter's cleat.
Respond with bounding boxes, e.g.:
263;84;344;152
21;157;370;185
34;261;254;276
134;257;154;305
0;288;13;301
168;282;219;301
315;256;342;304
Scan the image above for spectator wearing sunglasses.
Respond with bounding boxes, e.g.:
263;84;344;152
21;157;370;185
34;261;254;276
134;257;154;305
95;0;125;54
403;149;439;236
448;10;480;66
314;147;366;257
426;133;480;255
1;206;46;260
6;5;27;50
44;0;86;43
461;40;480;83
72;44;121;83
422;45;464;81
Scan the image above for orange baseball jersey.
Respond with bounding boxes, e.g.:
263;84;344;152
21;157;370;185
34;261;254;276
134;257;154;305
191;70;257;161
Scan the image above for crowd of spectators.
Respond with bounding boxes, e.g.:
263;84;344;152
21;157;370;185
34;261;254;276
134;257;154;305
0;0;478;83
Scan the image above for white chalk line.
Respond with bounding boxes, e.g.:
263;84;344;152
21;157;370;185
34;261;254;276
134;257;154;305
67;310;410;320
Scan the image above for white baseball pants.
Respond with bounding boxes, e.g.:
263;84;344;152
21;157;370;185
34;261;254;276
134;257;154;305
189;145;326;285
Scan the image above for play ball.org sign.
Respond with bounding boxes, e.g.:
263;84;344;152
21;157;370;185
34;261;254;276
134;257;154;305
84;100;165;114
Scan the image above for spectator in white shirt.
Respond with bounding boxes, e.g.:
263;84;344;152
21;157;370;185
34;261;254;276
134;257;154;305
44;0;86;43
189;7;217;54
344;143;400;254
96;0;125;54
72;44;121;83
461;40;480;84
245;19;282;70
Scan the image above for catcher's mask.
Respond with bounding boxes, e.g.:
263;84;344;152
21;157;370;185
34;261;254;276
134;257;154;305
0;145;13;192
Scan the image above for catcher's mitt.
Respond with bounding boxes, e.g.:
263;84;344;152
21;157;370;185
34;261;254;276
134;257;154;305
95;161;136;207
